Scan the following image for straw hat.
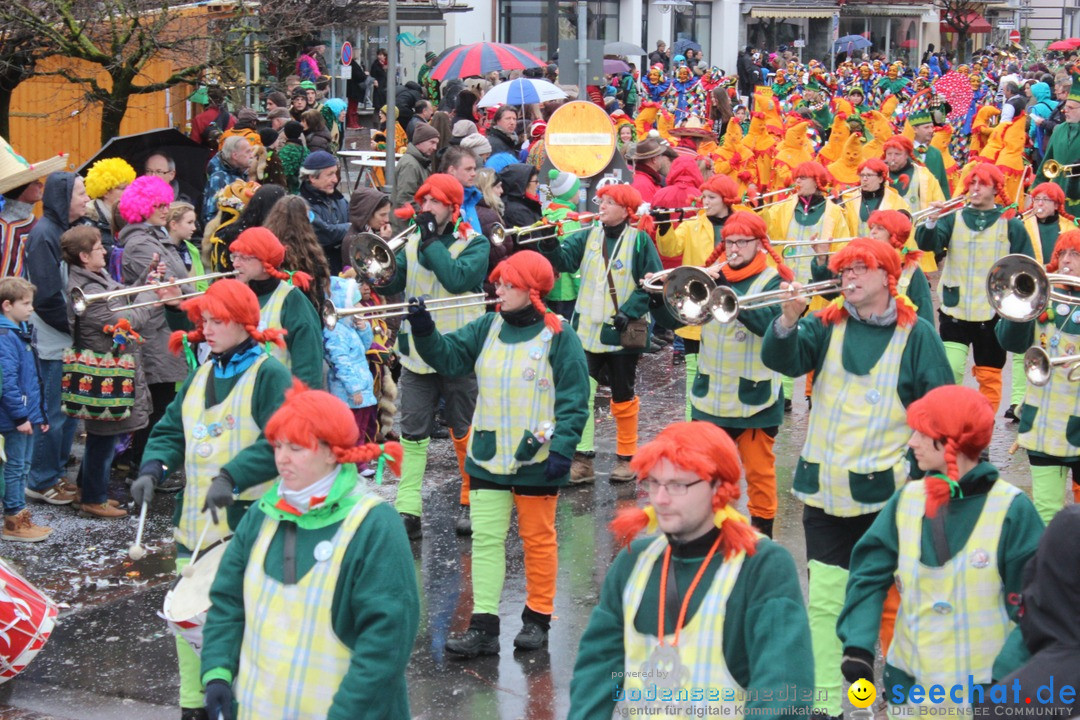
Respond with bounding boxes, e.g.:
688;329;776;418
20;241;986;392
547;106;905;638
0;136;68;195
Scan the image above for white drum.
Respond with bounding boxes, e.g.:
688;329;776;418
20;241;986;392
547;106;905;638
160;540;230;655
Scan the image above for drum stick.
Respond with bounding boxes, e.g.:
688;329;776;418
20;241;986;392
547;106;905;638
182;513;215;578
128;502;149;560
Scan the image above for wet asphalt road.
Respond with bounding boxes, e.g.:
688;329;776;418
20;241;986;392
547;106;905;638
0;341;1039;720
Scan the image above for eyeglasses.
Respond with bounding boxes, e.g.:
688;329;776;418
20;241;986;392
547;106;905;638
146;169;175;177
230;253;257;263
858;173;881;179
643;478;707;496
724;238;756;249
1032;197;1057;205
839;264;870;277
494;281;516;291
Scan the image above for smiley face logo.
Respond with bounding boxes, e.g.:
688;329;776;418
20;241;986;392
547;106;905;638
848;678;876;708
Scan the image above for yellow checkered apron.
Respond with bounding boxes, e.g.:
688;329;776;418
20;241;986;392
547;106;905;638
399;233;485;374
796;321;911;517
1019;319;1080;457
177;355;268;550
234;493;381;719
257;281;294;369
469;316;556;475
938;214;1009;322
620;535;746;717
887;481;1019;705
576;225;640;353
693;268;781;419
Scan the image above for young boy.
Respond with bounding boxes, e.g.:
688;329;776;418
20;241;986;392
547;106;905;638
0;277;50;541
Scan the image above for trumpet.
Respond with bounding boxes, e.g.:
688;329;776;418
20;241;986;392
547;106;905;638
1023;346;1080;386
1042;160;1080;180
71;272;236;316
986;254;1080;322
649;205;700;217
350;226;417;285
490;221;559;246
910;197;968;226
323;293;492;330
711;279;852;324
746;186;795;204
641;265;726;326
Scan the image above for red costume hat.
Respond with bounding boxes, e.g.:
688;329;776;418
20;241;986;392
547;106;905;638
960;163;1007;205
700;174;740;206
818;237;917;327
168;278;287;355
858;158;889;177
230;227;313;290
1029;182;1071;220
489;250;563;334
867;208;922;270
883;135;915;158
1047;229;1080;274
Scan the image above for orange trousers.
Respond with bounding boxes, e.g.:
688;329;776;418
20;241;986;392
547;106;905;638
734;428;778;520
452;429;472;505
879;584;900;658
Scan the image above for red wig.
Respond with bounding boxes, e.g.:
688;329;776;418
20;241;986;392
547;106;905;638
960;163;1006;205
168;278;287;355
700;174;740;206
883;135;915;158
230;227;313;290
597;183;655;235
793;161;832;190
1029;182;1072;221
817;237;917;327
609;422;758;559
393;173;473;240
488;250;563;334
703;210;794;282
867;209;921;270
857;158;889;177
265;380;404;471
907;385;994;517
1047;229;1080;273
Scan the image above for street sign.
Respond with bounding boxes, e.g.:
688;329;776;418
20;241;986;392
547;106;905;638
793;39;806;48
341;41;353;67
1009;29;1021;42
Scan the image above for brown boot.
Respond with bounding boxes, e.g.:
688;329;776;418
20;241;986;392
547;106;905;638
609;456;636;483
71;487;121;510
569;453;595;484
80;502;128;519
3;509;52;542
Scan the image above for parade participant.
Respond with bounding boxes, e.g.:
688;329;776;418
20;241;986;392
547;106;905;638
843;159;909;238
762;237;953;718
908;102;952;199
376;174;489;539
408;250;589;656
1023;182;1076;264
541;170;582;321
837;385;1042;707
199;383;416;720
537;183;662;484
568;421;814;719
883;135;947;214
655;175;739;419
859;209;935;326
628;137;677;203
996;230;1080;524
916;164;1034;412
132;279;293;719
655;211;791;536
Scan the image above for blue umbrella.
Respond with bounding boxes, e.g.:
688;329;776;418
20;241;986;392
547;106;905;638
834;34;872;52
476;78;568;108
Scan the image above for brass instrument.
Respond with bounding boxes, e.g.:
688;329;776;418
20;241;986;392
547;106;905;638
711;279;853;324
323;293;492;330
649;205;700;217
834;187;863;206
774;236;859;260
71;272;237;316
748;186;796;211
1042;160;1080;180
986;254;1080;322
350;226;417;285
910;197;968;226
1023;346;1080;387
640;265;726;326
490;221;559;246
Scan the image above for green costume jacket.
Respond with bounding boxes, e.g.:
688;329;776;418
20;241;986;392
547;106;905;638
915;207;1033;258
1036;121;1080;216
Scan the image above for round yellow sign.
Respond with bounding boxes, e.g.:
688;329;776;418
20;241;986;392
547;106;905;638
544;101;617;179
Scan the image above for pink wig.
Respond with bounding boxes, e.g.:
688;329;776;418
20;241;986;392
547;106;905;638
118;175;175;224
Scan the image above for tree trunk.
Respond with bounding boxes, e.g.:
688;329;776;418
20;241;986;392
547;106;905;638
0;85;14;139
100;73;133;143
0;53;33;140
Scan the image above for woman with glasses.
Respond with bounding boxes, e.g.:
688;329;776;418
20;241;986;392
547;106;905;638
843;158;910;238
762;237;953;719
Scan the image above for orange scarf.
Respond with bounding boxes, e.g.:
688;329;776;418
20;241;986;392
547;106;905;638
721;251;768;283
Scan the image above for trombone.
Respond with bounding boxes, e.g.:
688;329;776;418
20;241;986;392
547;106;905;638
71;272;236;316
350;226;418;285
323;293;492;330
640;265;726;326
490;221;559;246
1042;160;1080;180
986;254;1080;322
711;279;852;323
1023;346;1080;387
775;236;859;260
910;197;968;226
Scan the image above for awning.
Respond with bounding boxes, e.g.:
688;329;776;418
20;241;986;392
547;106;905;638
940;11;992;34
849;4;932;16
750;7;835;18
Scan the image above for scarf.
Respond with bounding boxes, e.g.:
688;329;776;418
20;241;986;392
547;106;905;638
721;251;768;283
279;466;338;514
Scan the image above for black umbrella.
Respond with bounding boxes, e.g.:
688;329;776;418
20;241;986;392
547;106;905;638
78;128;212;212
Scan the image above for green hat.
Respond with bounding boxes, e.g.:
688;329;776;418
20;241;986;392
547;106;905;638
425;51;438;63
299;80;317;91
804;78;823;93
908;109;932;126
907;89;933;126
189;86;210;104
548;169;581;202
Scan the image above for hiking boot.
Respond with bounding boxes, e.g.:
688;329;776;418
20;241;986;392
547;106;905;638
455;504;472;536
445;627;500;658
25;483;75;506
80;502;128;519
72;486;121;510
569;453;595;484
400;513;422;540
2;510;52;542
1004;404;1018;422
609;456;635;483
181;709;209;720
513;621;549;651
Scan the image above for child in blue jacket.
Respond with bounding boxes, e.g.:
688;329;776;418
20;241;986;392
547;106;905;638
324;276;378;443
0;278;50;541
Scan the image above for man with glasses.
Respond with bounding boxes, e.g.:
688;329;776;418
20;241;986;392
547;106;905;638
762;237;953;719
144;152;190;205
568;421;813;719
917;164;1033;414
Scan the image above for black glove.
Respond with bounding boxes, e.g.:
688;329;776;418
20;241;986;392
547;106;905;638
840;647;876;684
545;452;572;481
204;678;234;720
202;474;235;524
406;297;435;337
537;233;559;253
415;211;439;246
611;311;631;333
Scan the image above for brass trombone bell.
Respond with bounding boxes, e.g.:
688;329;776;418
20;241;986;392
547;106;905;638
1042;160;1080;180
641;265;725;326
710;279;851;324
350;227;416;285
70;271;237;316
986;254;1080;323
323;293;491;330
1023;346;1080;386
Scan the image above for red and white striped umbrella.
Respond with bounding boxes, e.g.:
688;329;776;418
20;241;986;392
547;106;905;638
430;42;545;81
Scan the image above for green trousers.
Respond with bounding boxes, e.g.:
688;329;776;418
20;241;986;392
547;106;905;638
395;437;430;517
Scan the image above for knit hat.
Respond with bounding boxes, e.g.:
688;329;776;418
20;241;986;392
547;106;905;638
299;80;317;91
452;119;478;138
284;120;304;141
85;158;136;200
265;379;404;472
702;210;793;282
258;128;279;148
609;422;759;559
117;175;175;224
819;237;916;328
488;250;563;334
906;385;994;517
230;227;314;290
547;169;580;202
411;122;440;146
460;133;491;155
425;51;438;63
1047;229;1080;273
168;279;287;355
302;150;337;171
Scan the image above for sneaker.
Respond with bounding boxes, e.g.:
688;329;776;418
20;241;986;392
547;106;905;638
455;504;472;536
80;502;128;519
400;513;422;540
58;479;78;495
513;621;549;651
25;483;75;506
2;510;52;542
569;453;595;484
610;457;635;483
445;627;500;658
672;350;685;365
71;487;122;511
1004;404;1018;422
784;399;793;413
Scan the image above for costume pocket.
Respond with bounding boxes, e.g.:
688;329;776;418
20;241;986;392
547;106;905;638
470;430;496;461
941;285;960;308
1066;416;1080;448
398;333;411;357
737;377;772;406
849;467;897;504
1018;403;1038;434
599;323;622;347
692;372;709;398
513;430;544;462
793;458;820;495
